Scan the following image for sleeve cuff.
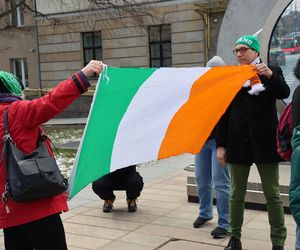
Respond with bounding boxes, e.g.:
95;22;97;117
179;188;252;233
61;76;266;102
72;71;91;94
78;71;91;90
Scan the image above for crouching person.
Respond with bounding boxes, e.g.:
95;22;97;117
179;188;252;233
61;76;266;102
92;165;144;212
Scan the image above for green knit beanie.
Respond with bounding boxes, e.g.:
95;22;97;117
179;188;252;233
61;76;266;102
235;35;261;54
0;71;23;96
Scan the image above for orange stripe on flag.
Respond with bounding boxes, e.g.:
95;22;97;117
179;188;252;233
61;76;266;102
158;65;256;159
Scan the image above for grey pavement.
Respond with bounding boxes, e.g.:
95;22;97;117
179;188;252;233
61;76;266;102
61;154;296;250
33;154;298;249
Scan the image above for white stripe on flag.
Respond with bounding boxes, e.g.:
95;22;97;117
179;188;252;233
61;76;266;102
110;67;210;171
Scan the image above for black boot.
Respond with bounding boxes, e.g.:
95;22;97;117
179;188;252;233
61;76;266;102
127;198;137;212
102;196;116;213
193;216;212;228
224;236;242;250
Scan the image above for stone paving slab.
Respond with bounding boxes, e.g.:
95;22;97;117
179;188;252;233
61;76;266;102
159;240;223;250
117;232;171;247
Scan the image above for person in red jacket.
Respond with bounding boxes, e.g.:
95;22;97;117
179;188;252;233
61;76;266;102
0;60;103;250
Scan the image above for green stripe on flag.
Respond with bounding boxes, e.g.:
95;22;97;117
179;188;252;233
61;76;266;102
69;67;157;199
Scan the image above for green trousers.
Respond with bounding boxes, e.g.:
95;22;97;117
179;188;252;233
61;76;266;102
229;163;287;246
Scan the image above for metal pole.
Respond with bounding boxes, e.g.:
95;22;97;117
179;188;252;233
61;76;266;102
34;0;42;97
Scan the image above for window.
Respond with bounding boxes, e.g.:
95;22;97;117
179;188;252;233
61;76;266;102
11;58;28;88
149;25;172;67
82;32;102;66
10;0;24;26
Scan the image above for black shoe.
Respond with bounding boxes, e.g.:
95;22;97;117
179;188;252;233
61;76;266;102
127;198;137;212
102;196;115;213
193;216;212;228
272;246;284;250
211;226;228;239
224;236;242;250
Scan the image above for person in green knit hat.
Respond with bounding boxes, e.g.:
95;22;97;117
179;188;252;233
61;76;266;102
0;71;24;97
216;34;288;250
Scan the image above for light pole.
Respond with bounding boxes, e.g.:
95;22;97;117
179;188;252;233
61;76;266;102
34;0;42;97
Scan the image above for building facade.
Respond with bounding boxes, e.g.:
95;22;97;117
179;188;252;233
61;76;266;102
35;0;225;89
0;0;298;117
0;0;38;90
31;0;226;117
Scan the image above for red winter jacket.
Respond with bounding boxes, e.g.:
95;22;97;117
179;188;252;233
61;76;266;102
0;71;90;228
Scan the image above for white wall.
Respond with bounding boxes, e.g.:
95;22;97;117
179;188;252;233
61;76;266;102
35;0;90;14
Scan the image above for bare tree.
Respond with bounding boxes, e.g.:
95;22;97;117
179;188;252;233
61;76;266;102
85;0;158;26
0;0;45;31
0;0;161;31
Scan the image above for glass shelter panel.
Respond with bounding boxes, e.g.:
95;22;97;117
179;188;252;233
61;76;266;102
269;0;300;102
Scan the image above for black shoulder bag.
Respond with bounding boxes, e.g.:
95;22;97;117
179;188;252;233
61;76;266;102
2;110;68;204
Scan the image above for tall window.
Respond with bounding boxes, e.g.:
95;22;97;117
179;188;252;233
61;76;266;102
82;32;102;66
10;0;24;26
11;58;28;88
149;25;172;67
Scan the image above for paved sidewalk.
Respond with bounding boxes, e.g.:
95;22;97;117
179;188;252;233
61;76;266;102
60;154;296;250
0;153;295;249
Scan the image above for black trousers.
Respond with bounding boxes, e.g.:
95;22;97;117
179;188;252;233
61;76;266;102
92;165;144;200
3;213;67;250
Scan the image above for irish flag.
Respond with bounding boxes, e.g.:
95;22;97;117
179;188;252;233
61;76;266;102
67;65;256;199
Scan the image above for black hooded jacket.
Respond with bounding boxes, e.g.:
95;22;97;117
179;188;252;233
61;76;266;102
216;66;290;165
